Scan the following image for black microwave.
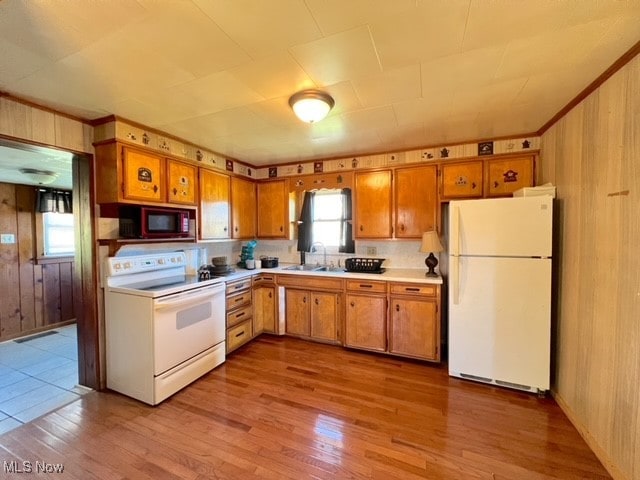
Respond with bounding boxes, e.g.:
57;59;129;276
119;206;190;239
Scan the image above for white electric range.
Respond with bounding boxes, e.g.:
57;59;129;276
104;252;226;405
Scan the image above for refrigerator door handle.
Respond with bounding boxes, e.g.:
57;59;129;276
451;255;460;305
450;204;460;256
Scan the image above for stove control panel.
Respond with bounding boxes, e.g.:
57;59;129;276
106;252;186;277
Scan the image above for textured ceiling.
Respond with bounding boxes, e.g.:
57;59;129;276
0;0;639;167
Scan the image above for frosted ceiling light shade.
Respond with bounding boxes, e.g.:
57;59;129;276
20;168;58;185
288;90;335;123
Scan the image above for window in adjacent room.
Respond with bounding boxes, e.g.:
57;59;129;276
43;212;75;255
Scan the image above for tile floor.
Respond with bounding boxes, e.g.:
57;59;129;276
0;324;88;435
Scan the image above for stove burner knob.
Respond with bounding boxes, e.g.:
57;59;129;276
158;258;165;265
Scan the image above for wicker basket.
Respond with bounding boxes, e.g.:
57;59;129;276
344;257;385;272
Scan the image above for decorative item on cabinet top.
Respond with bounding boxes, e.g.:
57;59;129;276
253;137;539;180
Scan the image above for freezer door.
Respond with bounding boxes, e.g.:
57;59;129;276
448;256;551;391
449;196;552;257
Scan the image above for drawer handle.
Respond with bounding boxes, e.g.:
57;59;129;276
235;312;245;318
268;292;272;298
315;298;319;305
359;284;373;288
235;331;245;338
303;297;306;303
405;287;420;292
234;297;244;302
395;304;400;312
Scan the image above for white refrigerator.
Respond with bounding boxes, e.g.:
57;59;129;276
448;196;553;394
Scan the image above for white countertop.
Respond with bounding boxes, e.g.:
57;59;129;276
219;264;443;285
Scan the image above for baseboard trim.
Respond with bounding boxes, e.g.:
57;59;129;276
551;390;628;480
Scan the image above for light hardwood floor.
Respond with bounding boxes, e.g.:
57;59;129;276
0;336;610;479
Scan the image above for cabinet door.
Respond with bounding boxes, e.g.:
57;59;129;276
231;177;256;239
199;169;230;239
441;161;483;199
310;292;339;342
345;294;386;351
354;170;392;238
395;165;437;238
167;159;197;205
122;147;165;202
389;297;439;361
254;285;276;334
486;156;534;197
285;289;309;336
257;180;288;238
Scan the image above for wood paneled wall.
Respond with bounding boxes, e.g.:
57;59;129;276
0;183;75;340
540;54;639;480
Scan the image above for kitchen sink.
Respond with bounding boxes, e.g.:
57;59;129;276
283;264;327;271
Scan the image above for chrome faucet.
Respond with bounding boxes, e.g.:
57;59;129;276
311;241;326;267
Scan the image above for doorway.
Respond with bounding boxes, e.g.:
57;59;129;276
0;138;97;433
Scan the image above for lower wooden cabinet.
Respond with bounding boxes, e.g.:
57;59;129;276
344;293;387;352
285;289;340;343
225;278;253;353
253;276;277;334
285;289;310;336
388;283;440;361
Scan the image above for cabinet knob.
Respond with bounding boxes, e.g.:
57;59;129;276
494;181;499;188
173;187;178;196
153;185;158;193
235;226;238;232
395;304;400;312
471;182;476;189
280;226;283;232
268;292;272;298
359;225;363;232
400;224;405;231
315;298;319;305
303;296;306;303
350;301;355;307
224;227;227;232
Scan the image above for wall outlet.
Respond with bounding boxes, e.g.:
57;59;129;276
366;246;377;255
1;233;16;244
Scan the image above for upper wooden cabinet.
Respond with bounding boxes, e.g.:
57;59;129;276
93;144;165;203
486;156;534;197
395;165;437;238
167;159;197;205
121;146;165;202
231;176;256;239
440;160;484;200
354;170;392;238
199;168;230;239
257;179;289;238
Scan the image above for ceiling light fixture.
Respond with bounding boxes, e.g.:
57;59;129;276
20;168;58;185
288;89;335;123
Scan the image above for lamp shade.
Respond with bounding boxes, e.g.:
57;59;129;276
419;231;443;253
288;90;335;123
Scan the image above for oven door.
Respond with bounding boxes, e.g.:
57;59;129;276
153;283;225;376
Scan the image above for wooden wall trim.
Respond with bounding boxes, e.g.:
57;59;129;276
0;91;91;125
538;39;640;135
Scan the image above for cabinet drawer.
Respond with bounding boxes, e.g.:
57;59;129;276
253;273;276;284
226;278;252;294
346;280;387;293
227;305;252;328
227;320;252;352
226;290;252;310
389;283;437;297
277;274;343;291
